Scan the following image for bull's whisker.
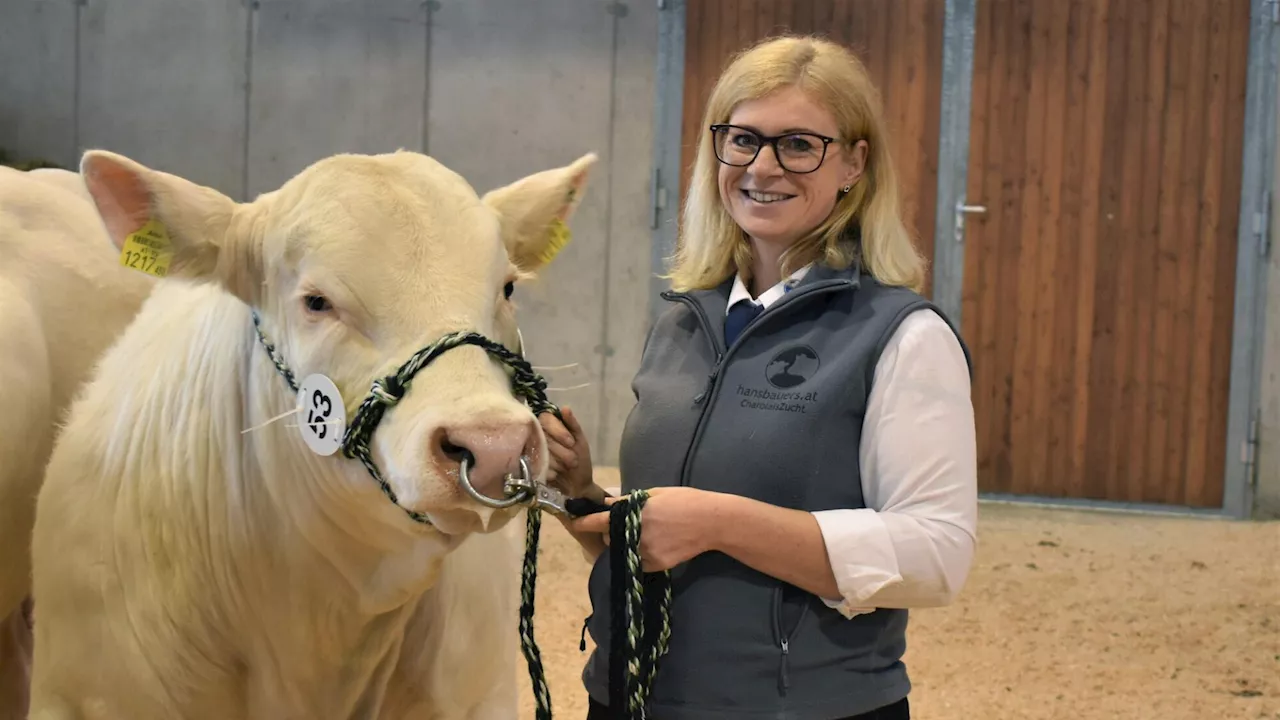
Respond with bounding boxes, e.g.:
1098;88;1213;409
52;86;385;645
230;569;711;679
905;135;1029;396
547;382;592;392
532;363;580;372
240;406;303;434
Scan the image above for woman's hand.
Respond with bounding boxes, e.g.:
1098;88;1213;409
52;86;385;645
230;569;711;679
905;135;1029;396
538;406;595;498
567;487;723;573
568;489;845;600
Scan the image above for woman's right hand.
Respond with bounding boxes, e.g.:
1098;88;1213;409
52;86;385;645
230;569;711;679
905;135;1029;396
539;406;595;499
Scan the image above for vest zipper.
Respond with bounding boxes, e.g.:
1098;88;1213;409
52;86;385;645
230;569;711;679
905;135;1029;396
692;364;719;405
770;585;811;695
779;637;790;692
661;280;851;489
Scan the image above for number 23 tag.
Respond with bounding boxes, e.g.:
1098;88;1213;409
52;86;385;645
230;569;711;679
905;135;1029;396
297;374;346;456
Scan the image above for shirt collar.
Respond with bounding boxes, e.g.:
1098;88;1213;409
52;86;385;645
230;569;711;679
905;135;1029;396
726;263;812;315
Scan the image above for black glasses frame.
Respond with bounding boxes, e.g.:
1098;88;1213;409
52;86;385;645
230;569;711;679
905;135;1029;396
708;123;839;174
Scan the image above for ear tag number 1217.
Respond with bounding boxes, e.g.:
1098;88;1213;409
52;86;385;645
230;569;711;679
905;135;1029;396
119;219;174;278
297;374;346;456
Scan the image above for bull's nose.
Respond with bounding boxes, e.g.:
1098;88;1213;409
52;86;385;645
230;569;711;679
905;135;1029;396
432;419;540;501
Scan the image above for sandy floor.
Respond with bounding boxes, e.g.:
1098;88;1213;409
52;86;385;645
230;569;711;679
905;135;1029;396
515;469;1280;719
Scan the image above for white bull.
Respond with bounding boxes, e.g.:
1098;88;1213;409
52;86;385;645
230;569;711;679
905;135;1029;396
0;166;157;720
26;148;595;719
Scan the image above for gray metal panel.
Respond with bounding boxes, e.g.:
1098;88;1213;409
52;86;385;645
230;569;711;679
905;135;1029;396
645;0;686;327
1223;0;1278;519
1258;46;1280;520
931;0;978;327
0;0;79;168
245;0;429;198
598;1;659;465
648;0;685;328
76;0;248;197
427;0;617;453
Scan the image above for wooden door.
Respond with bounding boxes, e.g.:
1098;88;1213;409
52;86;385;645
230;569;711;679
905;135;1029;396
680;0;946;295
961;0;1252;507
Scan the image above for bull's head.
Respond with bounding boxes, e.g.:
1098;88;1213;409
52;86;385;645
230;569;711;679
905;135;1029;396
80;149;595;537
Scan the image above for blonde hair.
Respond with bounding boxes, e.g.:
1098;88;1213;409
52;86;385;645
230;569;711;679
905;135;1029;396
666;35;926;293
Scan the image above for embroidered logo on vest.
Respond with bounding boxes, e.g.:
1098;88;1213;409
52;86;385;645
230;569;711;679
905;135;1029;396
765;345;820;389
732;345;822;414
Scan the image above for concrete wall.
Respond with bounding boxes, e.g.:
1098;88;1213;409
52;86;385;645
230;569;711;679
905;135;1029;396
1258;59;1280;520
0;0;658;466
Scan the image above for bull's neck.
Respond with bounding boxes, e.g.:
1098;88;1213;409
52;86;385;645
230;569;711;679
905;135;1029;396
242;309;454;611
82;283;453;718
228;300;457;714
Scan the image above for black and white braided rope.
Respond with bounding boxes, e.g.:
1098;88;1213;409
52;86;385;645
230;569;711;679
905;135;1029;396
605;490;673;720
251;313;555;521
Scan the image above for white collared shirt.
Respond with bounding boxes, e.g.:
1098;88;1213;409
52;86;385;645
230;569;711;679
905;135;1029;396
727;264;978;618
726;264;812;310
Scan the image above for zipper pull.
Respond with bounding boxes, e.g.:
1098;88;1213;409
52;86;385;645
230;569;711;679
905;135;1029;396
778;638;790;694
579;614;591;651
693;359;722;405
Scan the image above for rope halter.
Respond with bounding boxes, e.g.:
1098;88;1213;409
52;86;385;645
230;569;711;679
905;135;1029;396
249;311;568;523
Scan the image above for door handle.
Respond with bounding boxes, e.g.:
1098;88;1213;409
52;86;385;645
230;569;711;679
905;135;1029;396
954;200;987;242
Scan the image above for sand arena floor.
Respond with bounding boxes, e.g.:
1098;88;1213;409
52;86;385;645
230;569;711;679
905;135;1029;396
514;469;1279;720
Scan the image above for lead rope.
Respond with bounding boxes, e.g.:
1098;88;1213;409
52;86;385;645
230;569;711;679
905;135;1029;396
606;490;673;719
250;312;670;719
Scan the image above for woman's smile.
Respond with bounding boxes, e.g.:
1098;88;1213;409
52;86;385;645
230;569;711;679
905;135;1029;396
741;188;796;205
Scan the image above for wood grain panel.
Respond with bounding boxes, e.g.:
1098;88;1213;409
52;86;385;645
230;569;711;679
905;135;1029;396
1044;0;1090;495
1106;0;1142;503
961;0;1250;507
1027;0;1071;494
1124;0;1167;500
679;0;945;294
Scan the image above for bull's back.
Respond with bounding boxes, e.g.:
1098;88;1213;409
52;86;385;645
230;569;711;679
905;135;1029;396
0;166;156;414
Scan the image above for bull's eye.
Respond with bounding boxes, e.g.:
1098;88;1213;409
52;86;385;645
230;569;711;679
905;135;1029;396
303;294;332;313
503;281;515;300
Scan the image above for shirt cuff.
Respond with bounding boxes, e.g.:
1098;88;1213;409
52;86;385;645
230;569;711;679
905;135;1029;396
811;508;903;619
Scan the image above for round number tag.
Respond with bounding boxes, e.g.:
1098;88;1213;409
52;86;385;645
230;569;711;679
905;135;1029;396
297;374;345;456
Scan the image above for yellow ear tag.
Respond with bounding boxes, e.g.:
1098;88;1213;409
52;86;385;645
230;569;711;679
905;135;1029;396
119;219;174;278
537;218;572;265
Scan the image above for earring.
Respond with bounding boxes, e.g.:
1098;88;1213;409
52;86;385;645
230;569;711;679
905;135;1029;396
841;184;852;193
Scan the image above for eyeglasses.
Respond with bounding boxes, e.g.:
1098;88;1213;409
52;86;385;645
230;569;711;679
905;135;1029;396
709;124;838;174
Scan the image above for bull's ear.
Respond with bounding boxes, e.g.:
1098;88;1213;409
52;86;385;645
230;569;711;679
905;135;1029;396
481;152;597;273
80;150;259;301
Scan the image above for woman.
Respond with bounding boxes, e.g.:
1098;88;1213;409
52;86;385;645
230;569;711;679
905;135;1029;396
542;34;977;720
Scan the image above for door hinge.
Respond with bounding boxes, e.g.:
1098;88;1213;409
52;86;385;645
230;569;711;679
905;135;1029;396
650;167;668;229
658;0;667;9
1256;196;1272;258
1267;0;1280;23
1239;409;1259;486
1245;409;1261;489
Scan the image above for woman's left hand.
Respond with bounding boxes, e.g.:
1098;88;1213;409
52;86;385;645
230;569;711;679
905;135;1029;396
566;487;724;572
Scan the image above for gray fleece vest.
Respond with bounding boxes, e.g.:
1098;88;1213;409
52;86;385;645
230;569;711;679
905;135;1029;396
580;260;971;719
